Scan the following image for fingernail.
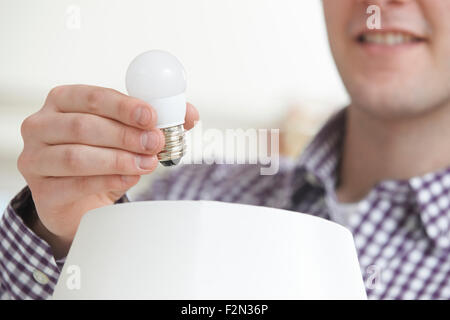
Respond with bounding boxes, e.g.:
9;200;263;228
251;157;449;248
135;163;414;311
141;131;160;152
136;156;156;170
135;107;150;126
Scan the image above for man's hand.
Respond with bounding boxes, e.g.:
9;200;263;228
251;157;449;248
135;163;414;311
17;85;199;258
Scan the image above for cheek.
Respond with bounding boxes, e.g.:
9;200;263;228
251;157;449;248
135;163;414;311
436;19;450;69
420;0;450;65
322;0;353;54
323;0;351;32
434;35;450;76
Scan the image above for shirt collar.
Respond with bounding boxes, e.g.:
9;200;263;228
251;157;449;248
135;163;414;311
294;107;346;193
293;107;450;248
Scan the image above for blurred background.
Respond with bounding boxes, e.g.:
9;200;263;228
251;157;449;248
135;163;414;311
0;0;349;213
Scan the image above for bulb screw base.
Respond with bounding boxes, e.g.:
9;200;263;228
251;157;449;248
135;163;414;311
158;124;186;167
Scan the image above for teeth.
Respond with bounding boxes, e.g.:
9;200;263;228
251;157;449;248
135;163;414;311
361;32;417;45
386;33;396;45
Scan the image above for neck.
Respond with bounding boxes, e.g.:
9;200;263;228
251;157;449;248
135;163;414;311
336;103;450;203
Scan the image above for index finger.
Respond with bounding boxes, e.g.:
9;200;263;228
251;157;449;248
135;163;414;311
46;85;158;129
184;102;200;130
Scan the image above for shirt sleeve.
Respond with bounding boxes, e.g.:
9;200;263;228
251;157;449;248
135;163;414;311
0;186;129;300
134;164;223;201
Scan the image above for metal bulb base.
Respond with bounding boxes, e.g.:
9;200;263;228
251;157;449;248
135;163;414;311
157;124;185;167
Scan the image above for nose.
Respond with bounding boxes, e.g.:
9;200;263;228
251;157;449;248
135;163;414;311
357;0;412;8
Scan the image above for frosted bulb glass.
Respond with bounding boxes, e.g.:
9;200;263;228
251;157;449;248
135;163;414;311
126;50;187;128
126;50;187;166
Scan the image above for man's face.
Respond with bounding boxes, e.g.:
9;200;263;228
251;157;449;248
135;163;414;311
323;0;450;119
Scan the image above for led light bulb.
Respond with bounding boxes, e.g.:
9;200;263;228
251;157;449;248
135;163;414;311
126;50;187;166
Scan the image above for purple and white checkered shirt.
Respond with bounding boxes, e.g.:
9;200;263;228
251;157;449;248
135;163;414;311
1;108;450;300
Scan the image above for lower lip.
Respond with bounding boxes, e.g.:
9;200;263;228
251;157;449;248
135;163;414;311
356;40;426;55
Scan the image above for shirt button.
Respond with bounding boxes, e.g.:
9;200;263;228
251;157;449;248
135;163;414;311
305;172;319;186
33;269;49;285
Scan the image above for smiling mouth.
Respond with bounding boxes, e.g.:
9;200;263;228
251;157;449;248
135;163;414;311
357;32;426;46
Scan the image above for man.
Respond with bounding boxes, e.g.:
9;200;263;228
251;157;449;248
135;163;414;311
1;0;449;299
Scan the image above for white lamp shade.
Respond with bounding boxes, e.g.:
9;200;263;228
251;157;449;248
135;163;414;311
52;201;367;299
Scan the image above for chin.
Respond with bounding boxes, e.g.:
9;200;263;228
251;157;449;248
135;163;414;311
348;84;436;120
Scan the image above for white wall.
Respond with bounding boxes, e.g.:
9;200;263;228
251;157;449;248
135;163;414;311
0;0;349;212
